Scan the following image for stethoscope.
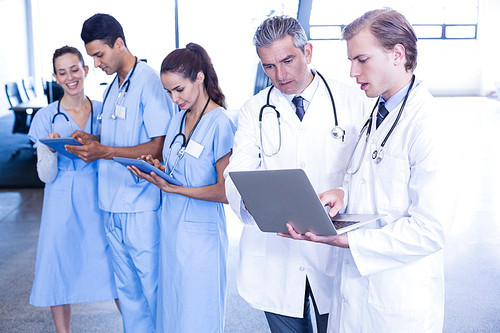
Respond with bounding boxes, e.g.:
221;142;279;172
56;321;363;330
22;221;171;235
166;96;211;177
98;57;138;120
53;96;94;135
347;75;415;174
259;71;345;157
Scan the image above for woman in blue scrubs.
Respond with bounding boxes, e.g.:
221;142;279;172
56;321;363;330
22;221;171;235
28;46;118;333
129;43;236;332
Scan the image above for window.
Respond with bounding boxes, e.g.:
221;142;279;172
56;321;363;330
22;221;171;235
302;0;479;40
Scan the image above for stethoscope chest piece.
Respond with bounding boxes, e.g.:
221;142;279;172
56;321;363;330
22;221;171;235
331;126;345;141
372;149;384;163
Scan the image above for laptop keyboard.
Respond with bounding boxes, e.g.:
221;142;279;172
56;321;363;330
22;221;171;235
332;220;359;229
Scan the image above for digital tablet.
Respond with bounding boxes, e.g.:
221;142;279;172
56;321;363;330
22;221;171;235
229;169;384;235
39;138;82;160
112;157;183;186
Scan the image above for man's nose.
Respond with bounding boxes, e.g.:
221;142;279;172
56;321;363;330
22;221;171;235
350;63;359;78
276;64;286;81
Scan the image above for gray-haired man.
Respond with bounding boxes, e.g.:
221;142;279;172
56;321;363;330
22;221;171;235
224;15;371;332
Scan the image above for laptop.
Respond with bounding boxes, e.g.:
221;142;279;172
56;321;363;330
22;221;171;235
229;169;383;235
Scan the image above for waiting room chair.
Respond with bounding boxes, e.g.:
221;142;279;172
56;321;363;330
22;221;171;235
4;82;35;159
5;82;30;133
22;77;37;100
5;82;24;107
44;80;64;103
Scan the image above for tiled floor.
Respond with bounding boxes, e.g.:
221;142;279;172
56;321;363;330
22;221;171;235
0;97;499;332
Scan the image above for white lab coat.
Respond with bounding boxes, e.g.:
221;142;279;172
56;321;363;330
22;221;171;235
329;81;453;332
225;73;371;317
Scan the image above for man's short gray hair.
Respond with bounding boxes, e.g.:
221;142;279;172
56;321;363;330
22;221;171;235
253;15;308;53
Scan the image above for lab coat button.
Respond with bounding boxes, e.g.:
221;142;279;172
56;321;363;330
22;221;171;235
299;266;305;272
299;163;306;168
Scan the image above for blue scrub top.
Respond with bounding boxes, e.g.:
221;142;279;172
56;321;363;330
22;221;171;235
98;62;174;213
28;100;101;172
158;106;235;332
28;100;118;307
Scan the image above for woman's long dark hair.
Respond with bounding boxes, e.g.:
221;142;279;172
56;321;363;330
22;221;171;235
160;43;226;108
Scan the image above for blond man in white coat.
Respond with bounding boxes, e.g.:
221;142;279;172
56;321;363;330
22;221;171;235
284;8;454;333
224;16;370;332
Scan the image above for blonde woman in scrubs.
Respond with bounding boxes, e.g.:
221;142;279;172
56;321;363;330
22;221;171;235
28;46;118;333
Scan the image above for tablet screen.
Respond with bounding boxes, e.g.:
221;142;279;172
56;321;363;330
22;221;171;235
39;138;82;160
112;157;183;186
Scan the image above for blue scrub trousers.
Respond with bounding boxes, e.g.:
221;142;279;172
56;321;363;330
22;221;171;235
265;278;329;333
104;211;159;333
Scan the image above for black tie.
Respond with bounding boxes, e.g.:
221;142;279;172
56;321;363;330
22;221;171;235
376;101;389;128
292;95;305;121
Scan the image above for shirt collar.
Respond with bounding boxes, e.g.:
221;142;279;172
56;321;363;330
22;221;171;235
379;79;412;112
282;70;320;110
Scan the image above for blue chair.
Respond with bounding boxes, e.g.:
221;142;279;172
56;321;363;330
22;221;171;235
5;82;35;158
22;77;37;100
44;80;64;103
5;82;29;134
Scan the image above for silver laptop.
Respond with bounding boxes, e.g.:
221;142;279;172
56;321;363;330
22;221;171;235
229;169;383;235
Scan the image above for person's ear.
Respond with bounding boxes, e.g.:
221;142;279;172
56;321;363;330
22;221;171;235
113;37;125;50
393;44;406;67
304;42;313;64
83;65;89;77
196;71;205;85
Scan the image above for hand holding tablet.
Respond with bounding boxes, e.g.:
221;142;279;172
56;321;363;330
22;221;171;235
113;157;183;186
39;138;82;160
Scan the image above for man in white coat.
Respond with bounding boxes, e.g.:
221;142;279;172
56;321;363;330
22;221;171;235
284;8;454;332
224;16;370;332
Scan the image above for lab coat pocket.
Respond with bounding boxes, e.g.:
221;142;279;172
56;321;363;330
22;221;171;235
374;155;410;210
367;264;429;314
325;132;357;174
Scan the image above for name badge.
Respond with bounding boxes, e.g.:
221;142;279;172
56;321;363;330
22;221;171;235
114;105;126;119
186;140;204;158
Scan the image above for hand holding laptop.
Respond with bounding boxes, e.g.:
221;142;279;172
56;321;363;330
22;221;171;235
280;223;350;248
278;188;349;248
229;169;383;236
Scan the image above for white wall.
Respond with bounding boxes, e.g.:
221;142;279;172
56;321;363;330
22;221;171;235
0;0;31;116
2;0;499;118
30;0;176;102
311;0;500;97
